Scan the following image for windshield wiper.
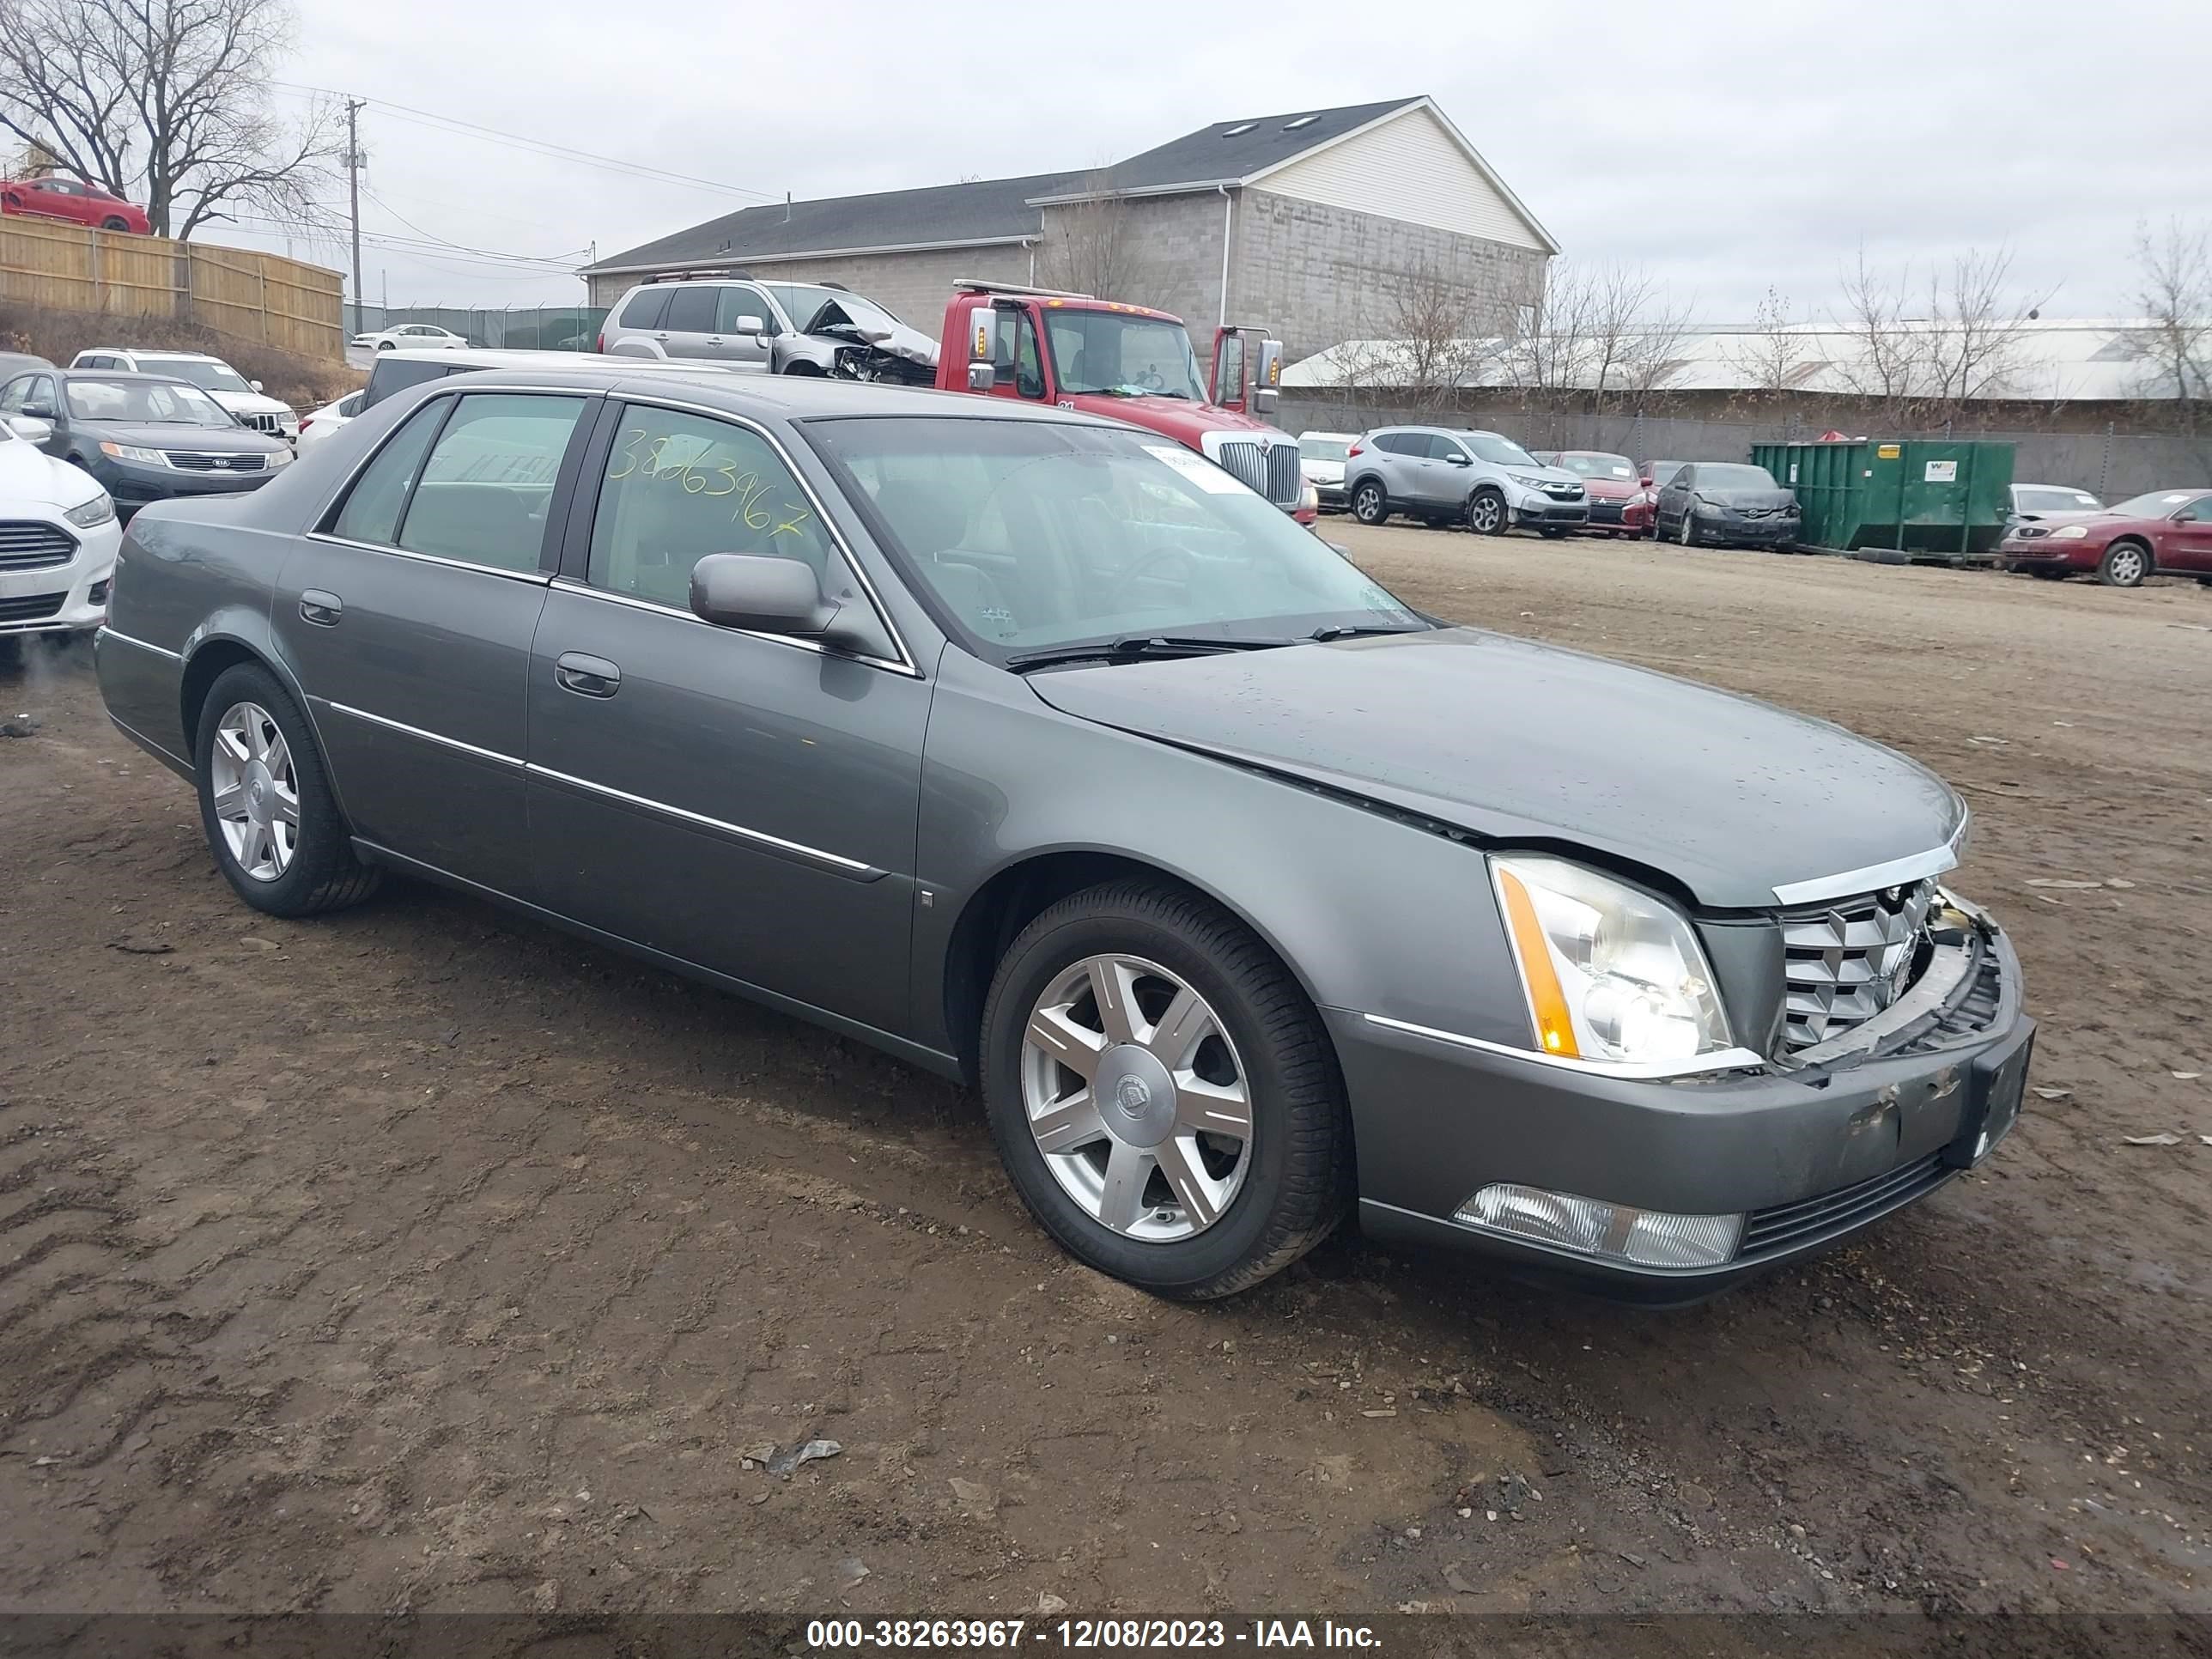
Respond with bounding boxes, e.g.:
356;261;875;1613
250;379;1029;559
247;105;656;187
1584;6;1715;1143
1005;634;1292;673
1309;623;1421;642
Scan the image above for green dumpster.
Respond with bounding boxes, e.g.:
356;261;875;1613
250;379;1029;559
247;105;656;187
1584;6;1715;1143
1751;439;2016;562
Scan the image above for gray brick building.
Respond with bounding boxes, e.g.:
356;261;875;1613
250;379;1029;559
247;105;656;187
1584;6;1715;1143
581;97;1556;363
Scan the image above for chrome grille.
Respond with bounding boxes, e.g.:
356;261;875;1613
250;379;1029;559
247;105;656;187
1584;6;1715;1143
1214;440;1302;507
0;521;76;570
164;451;267;472
1779;878;1936;1053
238;410;285;434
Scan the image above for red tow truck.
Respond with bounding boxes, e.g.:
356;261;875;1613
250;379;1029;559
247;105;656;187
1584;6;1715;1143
936;281;1314;523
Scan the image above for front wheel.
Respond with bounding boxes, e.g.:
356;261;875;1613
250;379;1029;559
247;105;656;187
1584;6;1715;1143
1350;481;1389;526
193;663;380;917
2098;541;2149;587
980;880;1350;1300
1466;489;1507;535
1677;512;1697;547
374;339;394;350
100;216;131;231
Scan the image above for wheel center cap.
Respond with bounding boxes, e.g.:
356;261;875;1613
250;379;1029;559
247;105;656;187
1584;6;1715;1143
244;761;273;826
1097;1045;1177;1149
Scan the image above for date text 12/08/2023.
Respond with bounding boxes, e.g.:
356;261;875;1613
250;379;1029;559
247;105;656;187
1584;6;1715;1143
801;1619;1383;1650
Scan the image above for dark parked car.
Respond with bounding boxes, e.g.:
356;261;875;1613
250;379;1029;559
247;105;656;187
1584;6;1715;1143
0;368;290;514
1996;489;2212;586
1652;462;1802;549
94;366;2031;1303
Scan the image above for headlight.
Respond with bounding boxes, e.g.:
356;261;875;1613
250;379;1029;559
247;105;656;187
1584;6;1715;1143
1489;854;1734;1067
1299;478;1318;513
2051;525;2088;540
64;492;116;528
1692;496;1724;515
99;441;167;467
266;447;292;467
1507;472;1547;490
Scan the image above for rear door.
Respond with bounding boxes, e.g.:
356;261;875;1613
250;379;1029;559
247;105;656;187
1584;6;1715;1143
273;390;595;896
654;284;721;362
523;395;928;1035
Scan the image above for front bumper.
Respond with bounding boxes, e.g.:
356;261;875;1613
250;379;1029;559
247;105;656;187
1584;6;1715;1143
0;516;121;635
1512;495;1589;527
93;457;276;509
1583;497;1652;532
1999;538;2093;569
1697;514;1799;545
1329;917;2029;1301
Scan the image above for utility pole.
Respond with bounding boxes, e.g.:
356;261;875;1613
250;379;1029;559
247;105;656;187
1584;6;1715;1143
345;97;366;336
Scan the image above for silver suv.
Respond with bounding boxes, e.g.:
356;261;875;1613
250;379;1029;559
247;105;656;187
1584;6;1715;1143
598;276;937;382
1345;427;1587;535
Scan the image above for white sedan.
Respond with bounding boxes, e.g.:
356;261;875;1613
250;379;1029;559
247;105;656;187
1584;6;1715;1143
349;323;470;352
0;410;121;641
296;389;364;450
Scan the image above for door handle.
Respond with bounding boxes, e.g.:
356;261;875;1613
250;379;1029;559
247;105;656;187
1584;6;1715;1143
299;589;342;626
555;651;621;698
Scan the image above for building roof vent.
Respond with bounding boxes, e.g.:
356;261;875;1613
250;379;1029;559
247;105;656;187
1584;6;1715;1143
1282;114;1319;130
1222;122;1256;137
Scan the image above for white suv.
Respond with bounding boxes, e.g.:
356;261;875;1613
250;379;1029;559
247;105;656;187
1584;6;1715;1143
1343;426;1588;535
69;349;298;440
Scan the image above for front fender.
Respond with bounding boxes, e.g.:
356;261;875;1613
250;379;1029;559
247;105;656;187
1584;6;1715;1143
914;648;1528;1060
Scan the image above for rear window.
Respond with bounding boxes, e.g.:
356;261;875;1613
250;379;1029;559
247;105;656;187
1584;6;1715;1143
617;289;672;330
363;356;464;409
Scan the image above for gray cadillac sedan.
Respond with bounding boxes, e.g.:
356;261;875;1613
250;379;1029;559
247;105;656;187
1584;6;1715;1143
94;366;2032;1302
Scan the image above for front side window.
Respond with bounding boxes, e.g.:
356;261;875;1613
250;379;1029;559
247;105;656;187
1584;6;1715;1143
587;404;839;608
64;378;229;424
993;309;1046;399
715;285;769;333
2175;495;2212;523
1424;435;1466;462
807;416;1423;655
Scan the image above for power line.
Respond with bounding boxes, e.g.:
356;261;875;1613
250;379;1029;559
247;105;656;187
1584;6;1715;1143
361;185;586;266
270;81;776;202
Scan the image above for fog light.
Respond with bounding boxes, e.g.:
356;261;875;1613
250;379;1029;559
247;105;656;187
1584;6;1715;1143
1455;1183;1742;1268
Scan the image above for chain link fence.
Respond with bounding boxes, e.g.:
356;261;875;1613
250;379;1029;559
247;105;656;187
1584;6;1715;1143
349;304;608;352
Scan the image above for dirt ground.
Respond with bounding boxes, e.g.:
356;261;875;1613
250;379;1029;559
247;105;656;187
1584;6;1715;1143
2;526;2209;1622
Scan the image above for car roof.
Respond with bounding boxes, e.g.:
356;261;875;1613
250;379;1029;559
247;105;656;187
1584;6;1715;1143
413;364;1124;428
1299;430;1356;441
58;367;198;381
377;348;714;368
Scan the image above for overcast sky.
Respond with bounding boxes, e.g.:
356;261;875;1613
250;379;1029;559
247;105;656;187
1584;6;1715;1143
233;0;2208;330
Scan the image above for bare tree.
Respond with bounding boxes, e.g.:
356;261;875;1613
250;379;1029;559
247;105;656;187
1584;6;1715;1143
1505;258;1691;407
0;0;339;239
2130;219;2212;437
1036;175;1144;302
1826;249;1923;420
1826;246;2050;423
1384;257;1494;411
1726;286;1811;392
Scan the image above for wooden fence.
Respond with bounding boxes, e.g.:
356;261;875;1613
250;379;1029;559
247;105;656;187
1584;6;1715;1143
0;215;343;361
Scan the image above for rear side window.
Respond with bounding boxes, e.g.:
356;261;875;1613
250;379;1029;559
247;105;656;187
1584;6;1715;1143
1374;433;1413;455
398;394;588;571
662;287;718;333
331;400;447;544
617;288;671;330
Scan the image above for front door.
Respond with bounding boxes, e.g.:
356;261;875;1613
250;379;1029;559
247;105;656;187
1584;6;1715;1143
708;284;775;372
525;396;929;1036
2161;495;2212;572
272;389;593;897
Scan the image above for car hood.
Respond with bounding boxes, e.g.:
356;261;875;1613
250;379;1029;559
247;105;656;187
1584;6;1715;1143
0;437;94;506
1577;477;1641;499
1024;628;1964;908
203;389;295;416
1303;458;1346;481
1694;484;1798;510
86;422;290;453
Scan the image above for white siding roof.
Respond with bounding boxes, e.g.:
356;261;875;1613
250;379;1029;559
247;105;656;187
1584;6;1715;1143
1254;106;1550;252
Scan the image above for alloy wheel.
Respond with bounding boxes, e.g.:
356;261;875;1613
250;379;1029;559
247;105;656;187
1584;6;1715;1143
1019;954;1253;1243
1468;495;1502;534
208;701;300;881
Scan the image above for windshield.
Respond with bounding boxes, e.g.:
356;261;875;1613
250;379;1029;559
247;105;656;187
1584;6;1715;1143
807;416;1425;658
1556;452;1636;480
763;283;902;334
1043;311;1206;400
1692;464;1780;490
1464;433;1538;467
2109;490;2207;516
66;378;234;425
143;358;252;395
1299;437;1350;462
2015;487;2100;513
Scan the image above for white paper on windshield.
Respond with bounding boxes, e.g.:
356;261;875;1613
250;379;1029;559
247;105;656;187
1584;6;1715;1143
1144;444;1248;495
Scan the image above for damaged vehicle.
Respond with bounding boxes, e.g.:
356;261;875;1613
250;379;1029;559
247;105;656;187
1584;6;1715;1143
598;274;937;384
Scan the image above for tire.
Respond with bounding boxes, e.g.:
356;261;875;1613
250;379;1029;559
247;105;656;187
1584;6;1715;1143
374;339;394;350
192;662;380;918
2097;540;2150;587
1465;488;1507;536
1350;481;1389;526
100;216;130;231
1677;511;1697;547
979;879;1351;1300
1539;528;1568;540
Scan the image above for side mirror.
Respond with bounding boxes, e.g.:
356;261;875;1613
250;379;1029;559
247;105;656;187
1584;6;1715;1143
6;416;52;445
734;314;766;336
690;553;839;636
248;379;264;393
1253;337;1283;411
1444;452;1471;466
966;362;996;392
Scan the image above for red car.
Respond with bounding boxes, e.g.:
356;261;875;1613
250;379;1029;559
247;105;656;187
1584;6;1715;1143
1535;450;1652;536
1997;488;2212;587
0;173;150;234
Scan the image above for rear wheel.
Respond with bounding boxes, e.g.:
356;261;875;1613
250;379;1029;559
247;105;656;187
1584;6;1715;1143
1466;488;1507;535
2098;540;2150;587
193;663;380;918
980;880;1350;1300
1350;481;1389;526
